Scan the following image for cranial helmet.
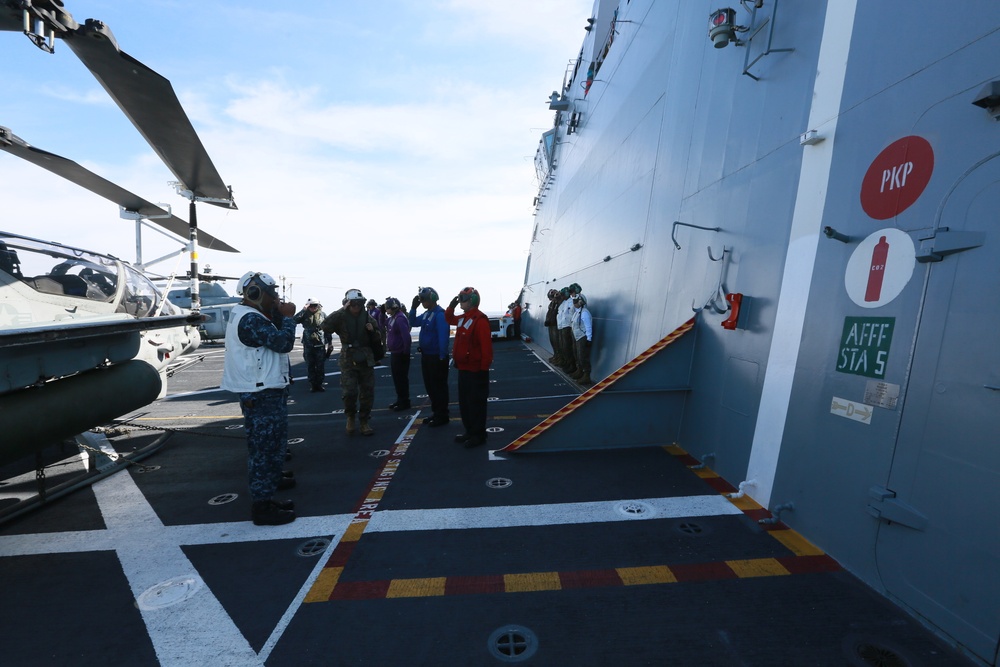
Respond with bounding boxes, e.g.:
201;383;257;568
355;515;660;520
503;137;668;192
458;286;480;308
569;282;582;294
345;288;365;304
547;289;558;299
418;286;439;302
237;271;279;302
384;297;401;310
559;287;570;298
366;299;377;309
573;293;587;306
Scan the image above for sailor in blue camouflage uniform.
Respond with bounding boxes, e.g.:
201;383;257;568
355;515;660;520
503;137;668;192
221;271;298;526
293;298;332;392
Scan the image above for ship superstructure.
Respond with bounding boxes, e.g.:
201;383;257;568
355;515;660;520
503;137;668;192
522;1;1000;662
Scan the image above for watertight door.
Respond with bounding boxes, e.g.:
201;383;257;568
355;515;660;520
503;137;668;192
874;170;1000;664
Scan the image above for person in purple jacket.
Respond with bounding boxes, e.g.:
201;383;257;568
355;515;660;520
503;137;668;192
384;297;412;410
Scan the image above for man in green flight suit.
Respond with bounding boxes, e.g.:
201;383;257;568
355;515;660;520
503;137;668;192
321;289;380;436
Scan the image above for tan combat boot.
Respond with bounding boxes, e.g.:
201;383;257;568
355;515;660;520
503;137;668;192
359;418;374;436
346;413;356;435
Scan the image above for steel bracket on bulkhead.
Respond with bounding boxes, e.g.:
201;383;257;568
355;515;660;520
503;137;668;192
866;485;928;531
915;227;984;263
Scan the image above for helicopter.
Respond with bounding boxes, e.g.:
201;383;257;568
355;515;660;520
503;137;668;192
0;0;238;466
161;270;242;342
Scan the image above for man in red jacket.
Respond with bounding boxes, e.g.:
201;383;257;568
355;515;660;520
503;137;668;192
445;286;494;447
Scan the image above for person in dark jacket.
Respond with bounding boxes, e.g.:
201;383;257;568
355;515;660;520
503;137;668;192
293;298;331;392
544;289;562;364
384;296;412;410
445;286;494;447
367;298;388;349
509;300;522;340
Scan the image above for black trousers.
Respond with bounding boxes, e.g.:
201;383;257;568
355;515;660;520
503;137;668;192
390;352;410;403
547;325;560;357
421;354;450;420
559;327;576;369
573;337;592;375
457;369;490;437
303;344;326;388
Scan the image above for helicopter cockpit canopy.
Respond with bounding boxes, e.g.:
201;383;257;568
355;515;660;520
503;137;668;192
0;232;174;318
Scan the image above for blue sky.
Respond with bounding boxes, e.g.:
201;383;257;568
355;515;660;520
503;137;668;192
1;0;593;314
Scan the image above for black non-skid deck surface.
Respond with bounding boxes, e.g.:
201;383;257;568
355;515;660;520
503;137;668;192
0;341;975;666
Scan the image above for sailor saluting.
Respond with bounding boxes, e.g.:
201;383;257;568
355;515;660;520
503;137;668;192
220;271;297;526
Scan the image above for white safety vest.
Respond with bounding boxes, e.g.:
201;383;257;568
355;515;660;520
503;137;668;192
220;305;290;393
557;300;575;329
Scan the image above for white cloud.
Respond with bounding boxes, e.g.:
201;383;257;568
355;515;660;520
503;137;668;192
2;0;594;315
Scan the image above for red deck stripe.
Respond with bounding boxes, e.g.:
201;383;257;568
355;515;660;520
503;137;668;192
444;575;506;595
558;569;624;589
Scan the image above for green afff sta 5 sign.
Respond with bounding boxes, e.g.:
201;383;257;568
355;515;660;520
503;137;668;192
837;317;895;379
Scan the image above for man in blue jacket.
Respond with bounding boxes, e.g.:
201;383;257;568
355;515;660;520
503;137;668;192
409;286;450;426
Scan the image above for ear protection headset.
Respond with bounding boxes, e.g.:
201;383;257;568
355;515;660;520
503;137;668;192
239;271;278;307
244;276;263;304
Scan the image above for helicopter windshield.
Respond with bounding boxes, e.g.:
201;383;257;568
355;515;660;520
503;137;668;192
119;264;175;317
0;233;119;303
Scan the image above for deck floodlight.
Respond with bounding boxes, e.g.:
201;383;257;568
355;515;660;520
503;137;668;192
548;91;570;111
584;17;595;32
709;8;737;48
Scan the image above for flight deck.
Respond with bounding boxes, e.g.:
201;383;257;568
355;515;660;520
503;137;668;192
0;339;974;666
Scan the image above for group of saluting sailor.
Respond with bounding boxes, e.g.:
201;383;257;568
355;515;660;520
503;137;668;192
220;272;494;526
543;283;593;386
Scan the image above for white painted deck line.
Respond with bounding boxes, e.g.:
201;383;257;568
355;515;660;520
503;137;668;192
93;468;263;666
0;515;356;556
366;494;742;533
0;496;743;558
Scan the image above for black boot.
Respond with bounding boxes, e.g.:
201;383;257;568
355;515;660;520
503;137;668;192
252;500;295;526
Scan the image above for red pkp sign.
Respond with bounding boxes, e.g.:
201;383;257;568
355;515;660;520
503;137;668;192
860;136;934;220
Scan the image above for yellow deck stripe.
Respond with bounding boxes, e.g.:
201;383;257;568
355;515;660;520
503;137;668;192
304;567;343;602
504;572;562;592
727;558;791;578
617;565;678;585
386;577;448;598
769;529;825;556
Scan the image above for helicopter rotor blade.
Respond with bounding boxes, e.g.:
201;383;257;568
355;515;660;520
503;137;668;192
62;19;236;209
0;126;238;253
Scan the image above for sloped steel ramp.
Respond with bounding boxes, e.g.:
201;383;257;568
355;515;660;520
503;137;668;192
499;318;695;453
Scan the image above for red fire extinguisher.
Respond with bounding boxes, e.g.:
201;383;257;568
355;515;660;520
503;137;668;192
865;236;889;302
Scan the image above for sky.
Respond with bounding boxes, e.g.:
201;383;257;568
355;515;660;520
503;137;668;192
1;0;594;315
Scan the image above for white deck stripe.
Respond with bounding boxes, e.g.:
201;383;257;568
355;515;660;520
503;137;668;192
93;469;263;666
366;495;742;533
0;495;742;556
